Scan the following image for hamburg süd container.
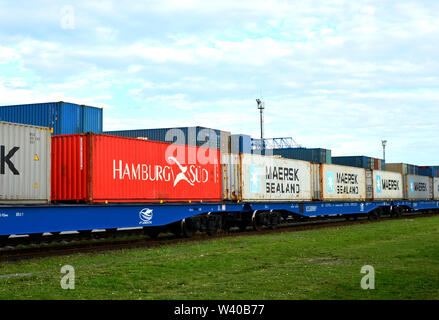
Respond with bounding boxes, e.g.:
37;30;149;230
0;121;51;204
52;133;222;203
0;101;103;135
433;178;439;200
319;164;366;201
403;175;433;200
368;170;403;200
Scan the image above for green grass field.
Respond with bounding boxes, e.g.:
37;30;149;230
1;216;438;300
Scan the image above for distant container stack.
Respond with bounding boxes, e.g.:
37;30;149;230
418;166;439;178
331;156;385;170
230;134;252;154
266;147;332;164
0;102;103;135
386;163;419;175
104;126;231;155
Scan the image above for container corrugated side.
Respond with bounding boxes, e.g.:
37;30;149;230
434;178;439;200
320;164;366;201
52;133;222;203
370;170;403;200
103;127;227;150
0;121;51;204
403;175;433;200
0;102;103;135
221;153;241;200
239;153;312;201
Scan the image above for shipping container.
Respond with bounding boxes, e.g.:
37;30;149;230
387;163;419;175
269;148;332;164
319;164;366;201
103;127;231;154
367;170;403;200
0;102;103;135
230;134;252;154
52;133;222;203
332;156;385;170
403;175;433;200
0;121;51;204
239;153;312;201
418;166;439;177
221;153;312;201
434;178;439;200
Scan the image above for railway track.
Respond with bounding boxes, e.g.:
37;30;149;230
0;211;436;263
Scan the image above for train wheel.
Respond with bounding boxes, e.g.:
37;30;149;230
393;207;403;218
252;211;263;231
269;213;280;229
144;227;161;239
239;221;249;232
182;219;195;238
170;222;182;237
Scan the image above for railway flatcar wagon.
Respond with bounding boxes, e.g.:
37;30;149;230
51;133;222;203
403;175;433;200
0;121;51;204
368;170;404;200
434;178;439;200
316;164;367;201
222;153;312;201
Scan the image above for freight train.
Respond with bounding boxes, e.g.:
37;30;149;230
1;120;439;240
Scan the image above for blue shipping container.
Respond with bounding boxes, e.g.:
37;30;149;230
104;126;228;150
231;134;252;154
267;148;332;164
0;102;103;135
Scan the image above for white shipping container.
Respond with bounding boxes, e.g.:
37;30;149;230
403;175;433;200
434;178;439;200
371;170;403;200
240;154;312;201
0;121;51;204
321;164;366;201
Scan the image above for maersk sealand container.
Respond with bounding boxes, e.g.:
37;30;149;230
0;102;103;135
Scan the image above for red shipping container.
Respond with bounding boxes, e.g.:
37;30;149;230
52;133;222;203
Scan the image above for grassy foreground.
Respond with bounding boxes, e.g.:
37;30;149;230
0;216;438;300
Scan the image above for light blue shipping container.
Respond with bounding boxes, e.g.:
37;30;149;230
0;102;103;135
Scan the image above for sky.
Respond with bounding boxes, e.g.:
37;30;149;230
0;0;438;165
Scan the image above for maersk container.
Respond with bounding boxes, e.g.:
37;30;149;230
319;164;366;201
52;133;222;203
222;153;312;201
434;178;439;200
0;102;103;135
103;127;230;154
0;121;51;204
367;170;403;200
403;175;433;200
239;153;312;201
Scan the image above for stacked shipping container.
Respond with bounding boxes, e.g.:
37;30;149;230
0;102;103;135
103;127;231;155
386;163;419;175
268;148;332;164
331;156;385;170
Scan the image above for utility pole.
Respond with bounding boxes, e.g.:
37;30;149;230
256;99;265;149
382;140;387;161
